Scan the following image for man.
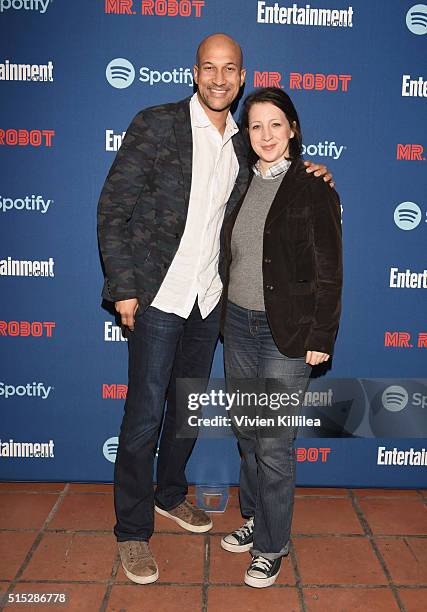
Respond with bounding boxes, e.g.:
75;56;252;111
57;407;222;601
97;33;332;584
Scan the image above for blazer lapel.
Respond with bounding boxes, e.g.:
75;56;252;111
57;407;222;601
173;101;251;216
224;173;254;246
232;131;250;193
174;99;193;208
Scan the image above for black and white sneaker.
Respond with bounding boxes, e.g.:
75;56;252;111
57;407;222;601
244;555;282;588
220;517;254;553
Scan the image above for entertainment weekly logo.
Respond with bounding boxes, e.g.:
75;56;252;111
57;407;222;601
105;0;205;17
104;322;127;342
0;60;54;82
0;438;55;459
106;130;126;151
396;144;426;160
389;267;427;289
401;74;427;97
384;331;427;349
256;2;354;27
0;320;56;338
377;446;426;466
0;257;55;277
253;70;352;92
0;129;55;147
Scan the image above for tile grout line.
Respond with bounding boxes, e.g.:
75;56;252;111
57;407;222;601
2;527;426;541
294;583;427;589
201;535;210;612
0;491;66;496
1;486;423;498
4;579;204;587
2;528;426;540
349;490;406;612
2;579;425;588
0;484;70;610
0;490;179;495
289;539;306;612
98;553;121;612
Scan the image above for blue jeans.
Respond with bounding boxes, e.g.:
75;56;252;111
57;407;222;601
224;301;312;559
114;300;220;542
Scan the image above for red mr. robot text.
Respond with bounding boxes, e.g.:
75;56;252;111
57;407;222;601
296;448;331;462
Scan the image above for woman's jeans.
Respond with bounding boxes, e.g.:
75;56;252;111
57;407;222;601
224;301;312;560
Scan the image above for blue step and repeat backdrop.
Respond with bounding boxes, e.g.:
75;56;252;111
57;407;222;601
1;0;426;487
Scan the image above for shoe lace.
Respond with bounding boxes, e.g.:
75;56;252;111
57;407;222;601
234;517;254;539
128;541;151;564
128;541;140;563
175;499;194;520
250;555;273;573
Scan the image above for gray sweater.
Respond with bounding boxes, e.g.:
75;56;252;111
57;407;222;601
228;173;285;311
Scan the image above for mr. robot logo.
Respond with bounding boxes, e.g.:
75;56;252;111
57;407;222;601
102;384;128;399
254;72;283;88
253;71;352;92
396;144;426;160
105;0;205;16
384;331;427;348
290;72;351;91
0;321;56;337
0;129;55;147
295;447;331;462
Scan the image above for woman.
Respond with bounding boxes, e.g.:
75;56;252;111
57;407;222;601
219;87;343;588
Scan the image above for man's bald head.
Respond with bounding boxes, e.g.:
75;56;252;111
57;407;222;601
193;32;246;119
196;33;243;69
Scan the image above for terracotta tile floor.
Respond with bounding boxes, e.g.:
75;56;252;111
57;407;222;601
0;484;426;612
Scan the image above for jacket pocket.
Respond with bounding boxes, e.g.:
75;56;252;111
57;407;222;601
289;280;316;295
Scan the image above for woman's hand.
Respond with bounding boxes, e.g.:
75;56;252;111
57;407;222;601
305;350;330;366
304;160;335;188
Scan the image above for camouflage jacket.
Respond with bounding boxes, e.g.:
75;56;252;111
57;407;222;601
97;96;249;308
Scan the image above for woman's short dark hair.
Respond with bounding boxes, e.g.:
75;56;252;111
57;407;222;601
240;87;303;166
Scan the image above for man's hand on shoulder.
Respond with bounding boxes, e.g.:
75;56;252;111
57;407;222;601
304;160;335;188
115;298;139;331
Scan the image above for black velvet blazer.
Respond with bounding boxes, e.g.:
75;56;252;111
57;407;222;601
220;158;343;357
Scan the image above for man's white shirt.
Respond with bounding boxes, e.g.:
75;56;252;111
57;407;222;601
151;93;239;319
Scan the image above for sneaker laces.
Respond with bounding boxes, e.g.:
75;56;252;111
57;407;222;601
128;541;151;564
233;517;254;540
174;499;194;520
250;555;274;573
127;541;140;564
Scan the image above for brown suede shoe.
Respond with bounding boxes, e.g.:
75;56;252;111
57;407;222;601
118;541;159;584
155;499;213;533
